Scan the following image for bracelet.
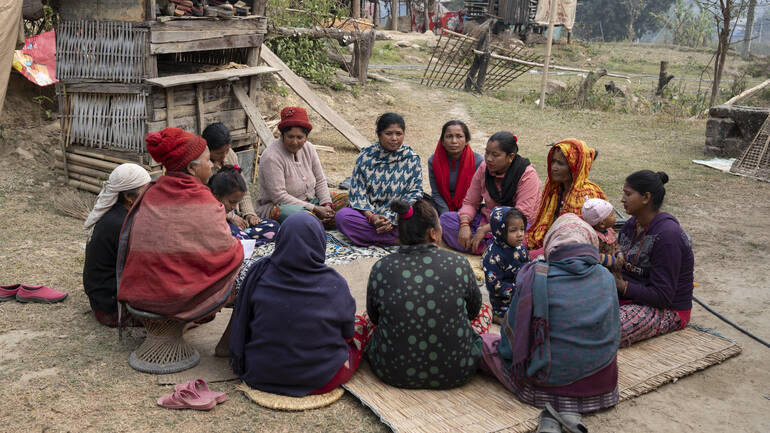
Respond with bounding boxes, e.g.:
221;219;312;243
367;213;376;224
459;221;470;227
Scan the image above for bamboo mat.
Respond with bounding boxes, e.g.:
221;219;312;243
343;326;741;433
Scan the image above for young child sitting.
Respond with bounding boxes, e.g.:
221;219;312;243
208;165;279;246
482;206;530;324
582;198;624;272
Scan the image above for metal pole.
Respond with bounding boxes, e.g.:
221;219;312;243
538;0;558;110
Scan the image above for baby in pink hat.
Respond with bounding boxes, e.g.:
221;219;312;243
582;198;624;273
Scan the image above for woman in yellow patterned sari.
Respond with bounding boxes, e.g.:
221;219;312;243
526;139;606;256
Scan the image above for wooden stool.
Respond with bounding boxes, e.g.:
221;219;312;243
125;304;200;374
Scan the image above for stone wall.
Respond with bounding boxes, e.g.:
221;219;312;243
705;105;769;157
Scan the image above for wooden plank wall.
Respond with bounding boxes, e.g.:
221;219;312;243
149;17;267;54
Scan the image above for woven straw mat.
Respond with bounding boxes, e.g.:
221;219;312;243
343;326;741;433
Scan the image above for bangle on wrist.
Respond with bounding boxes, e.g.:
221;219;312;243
459;221;470;227
367;213;375;224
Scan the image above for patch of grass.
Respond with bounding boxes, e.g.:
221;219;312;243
370;42;403;64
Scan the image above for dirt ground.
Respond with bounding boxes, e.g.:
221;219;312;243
1;43;769;432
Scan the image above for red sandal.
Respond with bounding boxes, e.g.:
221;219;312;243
174;379;226;404
157;388;216;411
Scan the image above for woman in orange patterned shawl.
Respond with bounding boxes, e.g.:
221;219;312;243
526;139;606;252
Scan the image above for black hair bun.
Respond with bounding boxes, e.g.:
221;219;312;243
656;171;669;184
390;199;410;216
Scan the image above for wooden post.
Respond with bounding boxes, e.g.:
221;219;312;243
353;0;360;19
353;30;376;85
252;0;266;15
538;0;558;110
373;0;379;28
656;61;674;96
195;84;205;134
391;0;398;31
422;0;429;33
165;88;175;127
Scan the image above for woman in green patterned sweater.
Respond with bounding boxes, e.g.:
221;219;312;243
365;198;492;389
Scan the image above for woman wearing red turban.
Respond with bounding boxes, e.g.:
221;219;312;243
117;127;243;349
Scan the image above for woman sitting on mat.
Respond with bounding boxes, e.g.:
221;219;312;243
117;127;243;346
526;138;606;258
365;198;492;389
83;163;151;327
203;122;260;230
254;107;345;227
230;213;371;397
480;213;620;431
616;170;693;347
428;120;483;216
208;165;279;245
335;113;423;246
440;131;541;255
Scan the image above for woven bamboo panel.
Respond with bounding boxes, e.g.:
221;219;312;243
344;326;740;433
421;29;540;92
65;92;147;153
730;115;770;181
57;20;147;83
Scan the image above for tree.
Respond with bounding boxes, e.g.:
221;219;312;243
625;0;647;40
575;0;675;41
696;0;750;107
653;0;713;47
741;0;757;58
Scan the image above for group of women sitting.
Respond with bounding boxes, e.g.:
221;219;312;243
81;108;694;431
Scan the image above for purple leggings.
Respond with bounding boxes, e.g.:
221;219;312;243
334;207;398;246
439;212;492;255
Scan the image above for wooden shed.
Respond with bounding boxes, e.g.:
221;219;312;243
53;0;276;192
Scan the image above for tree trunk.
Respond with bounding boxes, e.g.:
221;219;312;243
353;0;360;19
742;0;757;58
627;19;634;42
373;0;380;28
423;0;430;33
391;0;398;30
577;68;608;107
710;2;732;108
656;61;675;96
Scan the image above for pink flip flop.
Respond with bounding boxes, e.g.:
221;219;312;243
175;379;226;404
157;388;216;411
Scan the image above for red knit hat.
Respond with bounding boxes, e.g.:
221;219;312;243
145;127;207;172
277;106;312;133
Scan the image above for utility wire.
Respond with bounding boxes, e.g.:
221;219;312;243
693;295;770;349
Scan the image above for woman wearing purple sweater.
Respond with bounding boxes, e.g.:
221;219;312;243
615;170;694;346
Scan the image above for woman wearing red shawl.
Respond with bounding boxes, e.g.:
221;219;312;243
526;139;607;258
440;131;542;255
428;120;483;216
117;127;243;330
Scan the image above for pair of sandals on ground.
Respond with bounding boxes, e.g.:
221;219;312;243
538;403;587;433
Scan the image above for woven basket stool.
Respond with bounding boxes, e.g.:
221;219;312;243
125;304;200;374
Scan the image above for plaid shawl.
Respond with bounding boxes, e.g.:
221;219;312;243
116;172;243;321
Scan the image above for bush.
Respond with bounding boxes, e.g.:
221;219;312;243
266;0;346;88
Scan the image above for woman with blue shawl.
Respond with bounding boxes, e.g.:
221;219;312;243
335;113;423;246
229;213;371;396
479;213;620;432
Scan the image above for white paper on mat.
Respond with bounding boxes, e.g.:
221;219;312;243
241;239;256;260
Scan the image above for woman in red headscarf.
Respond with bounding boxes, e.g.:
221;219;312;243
428;120;483;216
117;127;243;324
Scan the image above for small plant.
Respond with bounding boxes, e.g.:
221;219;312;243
32;95;55;120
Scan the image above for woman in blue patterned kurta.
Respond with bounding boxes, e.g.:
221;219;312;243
335;113;424;246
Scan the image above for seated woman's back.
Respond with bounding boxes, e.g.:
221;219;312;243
366;199;483;389
230;213;356;397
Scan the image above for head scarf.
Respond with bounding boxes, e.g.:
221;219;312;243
145;127;207;172
83;163;150;234
543;213;599;260
431;140;476;211
582;198;614;227
498;212;618;387
526;138;606;250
